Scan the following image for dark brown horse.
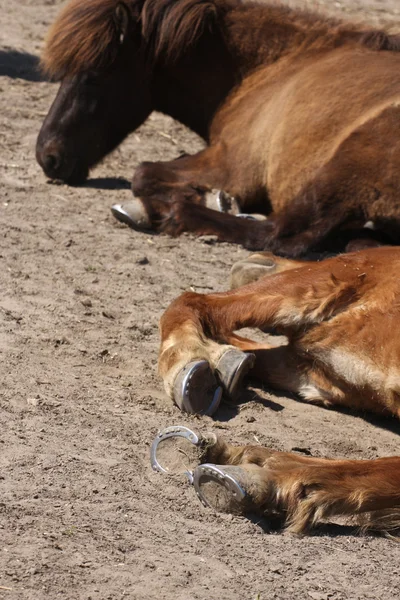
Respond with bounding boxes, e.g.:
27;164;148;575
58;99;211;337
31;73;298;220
37;0;400;256
154;246;400;535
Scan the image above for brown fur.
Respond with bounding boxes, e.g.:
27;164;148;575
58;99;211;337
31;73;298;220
158;246;400;533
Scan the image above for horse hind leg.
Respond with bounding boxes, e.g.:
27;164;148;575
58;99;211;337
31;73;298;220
198;441;400;534
159;255;362;414
158;325;258;416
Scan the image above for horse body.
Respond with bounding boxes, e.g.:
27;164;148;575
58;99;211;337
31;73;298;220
158;245;400;533
214;48;400;211
37;0;400;255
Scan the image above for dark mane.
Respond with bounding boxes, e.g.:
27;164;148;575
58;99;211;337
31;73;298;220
41;0;400;80
41;0;223;79
141;0;223;63
41;0;122;80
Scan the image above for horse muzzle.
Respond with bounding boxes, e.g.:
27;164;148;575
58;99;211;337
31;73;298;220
36;138;89;185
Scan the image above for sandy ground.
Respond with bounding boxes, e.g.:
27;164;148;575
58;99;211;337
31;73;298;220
1;1;400;599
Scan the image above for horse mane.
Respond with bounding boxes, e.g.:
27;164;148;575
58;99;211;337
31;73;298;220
141;0;222;63
41;0;122;80
41;0;400;81
41;0;222;79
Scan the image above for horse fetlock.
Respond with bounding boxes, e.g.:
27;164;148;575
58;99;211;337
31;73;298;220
159;338;222;415
157;200;187;235
159;340;249;413
132;162;165;196
265;462;347;533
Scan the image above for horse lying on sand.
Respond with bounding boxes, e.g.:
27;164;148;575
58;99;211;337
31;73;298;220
37;0;400;257
153;246;400;535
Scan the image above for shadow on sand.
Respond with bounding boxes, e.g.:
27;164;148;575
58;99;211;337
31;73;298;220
0;49;46;82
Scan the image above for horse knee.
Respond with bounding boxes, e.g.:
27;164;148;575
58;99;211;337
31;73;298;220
132;161;165;196
133;159;188;196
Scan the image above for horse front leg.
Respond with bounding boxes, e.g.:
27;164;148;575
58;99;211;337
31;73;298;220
112;146;229;228
111;147;272;248
157;199;272;248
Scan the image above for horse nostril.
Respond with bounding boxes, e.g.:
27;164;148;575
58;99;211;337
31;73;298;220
43;153;60;173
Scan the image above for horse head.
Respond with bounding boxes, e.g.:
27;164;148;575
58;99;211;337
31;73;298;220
36;0;223;184
36;1;152;184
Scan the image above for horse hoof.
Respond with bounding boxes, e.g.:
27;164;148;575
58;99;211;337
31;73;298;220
150;425;206;482
230;253;279;288
230;263;276;289
236;213;267;221
173;360;222;416
111;199;151;230
215;349;255;400
204;189;241;215
193;464;249;513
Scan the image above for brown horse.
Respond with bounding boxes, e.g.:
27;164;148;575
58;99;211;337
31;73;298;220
37;0;400;256
154;246;400;534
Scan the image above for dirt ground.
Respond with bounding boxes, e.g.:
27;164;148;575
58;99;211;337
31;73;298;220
1;1;400;599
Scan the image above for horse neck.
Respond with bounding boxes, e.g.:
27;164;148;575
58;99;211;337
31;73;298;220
151;1;350;139
151;31;237;140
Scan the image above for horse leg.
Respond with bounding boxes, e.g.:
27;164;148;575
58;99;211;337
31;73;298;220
263;123;400;257
113;142;359;254
268;201;388;257
114;194;272;249
111;147;273;248
130;149;266;220
194;433;400;534
264;194;348;258
118;143;368;255
111;153;218;231
151;425;400;534
115;162;372;255
159;253;367;413
157;199;272;248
